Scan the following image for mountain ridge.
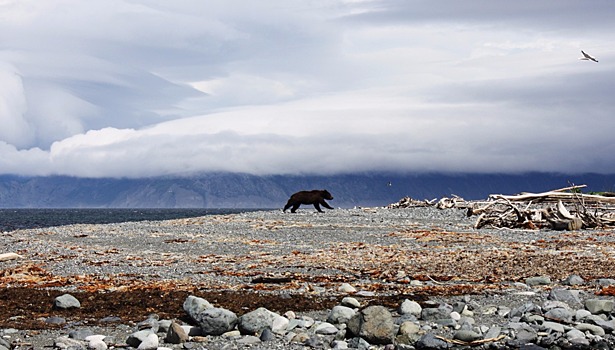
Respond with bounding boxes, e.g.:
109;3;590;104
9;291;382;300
0;172;613;208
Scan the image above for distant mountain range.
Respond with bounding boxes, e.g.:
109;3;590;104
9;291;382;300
0;172;614;208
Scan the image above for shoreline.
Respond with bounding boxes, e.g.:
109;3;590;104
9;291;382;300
2;207;615;349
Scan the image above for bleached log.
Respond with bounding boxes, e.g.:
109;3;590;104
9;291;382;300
0;252;23;261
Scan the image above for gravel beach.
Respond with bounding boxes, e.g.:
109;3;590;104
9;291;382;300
2;207;615;349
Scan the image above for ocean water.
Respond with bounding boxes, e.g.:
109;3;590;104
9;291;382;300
0;208;262;231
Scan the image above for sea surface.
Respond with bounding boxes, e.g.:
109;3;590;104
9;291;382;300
0;208;263;231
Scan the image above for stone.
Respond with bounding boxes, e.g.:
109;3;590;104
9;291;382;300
327;305;356;325
54;293;81;309
563;274;585;285
271;314;289;334
484;326;501;339
54;336;85;349
45;316;66;324
331;340;349;349
315;322;339;335
165;322;188;344
597;278;615;286
398;321;420;336
157;319;172;333
399;299;422;317
183;295;213;321
566;328;586;341
347;305;395;345
126;330;154;348
541;321;565;333
341;297;361;308
548;288;582;307
69;329;95;340
453;330;481;342
575;323;606;336
525;276;551;286
237;335;261;345
347;337;372;350
415;333;450;349
238;307;277;335
259;327;275;341
338;283;357;293
585;299;614;314
137;316;159;333
421;305;452;321
86;335;108;350
544;308;573;323
195;307;238;336
136;333;158;350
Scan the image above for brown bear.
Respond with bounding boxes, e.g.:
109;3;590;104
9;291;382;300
283;189;334;213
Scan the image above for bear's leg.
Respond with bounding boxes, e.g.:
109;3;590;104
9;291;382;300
283;201;293;212
313;203;324;213
291;203;301;213
320;200;334;210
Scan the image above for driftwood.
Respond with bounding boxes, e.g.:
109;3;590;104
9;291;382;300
387;185;615;230
470;185;615;230
0;252;23;261
387;194;470;209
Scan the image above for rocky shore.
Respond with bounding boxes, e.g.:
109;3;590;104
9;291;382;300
1;207;615;349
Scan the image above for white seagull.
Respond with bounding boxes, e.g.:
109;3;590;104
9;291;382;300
579;50;598;62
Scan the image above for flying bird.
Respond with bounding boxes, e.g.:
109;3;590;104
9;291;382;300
579;50;598;62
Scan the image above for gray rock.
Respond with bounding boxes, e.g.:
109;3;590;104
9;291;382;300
575;323;606;336
69;329;94;340
415;333;450;349
421;305;452;321
597;278;615;286
585;299;614;314
341;297;361;308
327;305;356;325
157;319;172;333
54;336;86;350
541;321;565;333
165;322;188;344
566;328;586;341
453;330;481;342
315;322;339;335
86;336;108;350
484;326;501;339
136;333;158;350
137;316;159;333
195;307;238;336
548;288;582;307
54;293;81;309
237;335;261;345
331;340;349;349
399;299;422;317
544;307;573;323
347;305;395;345
398;321;420;336
126;330;154;348
563;274;585;286
183;295;213;321
593;319;615;333
259;327;275;341
347;337;372;350
525;276;551;286
238;307;277;335
45;316;66;324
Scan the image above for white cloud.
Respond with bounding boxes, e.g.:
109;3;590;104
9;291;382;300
1;0;615;177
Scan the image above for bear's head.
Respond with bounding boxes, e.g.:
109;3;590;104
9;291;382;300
321;190;333;200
